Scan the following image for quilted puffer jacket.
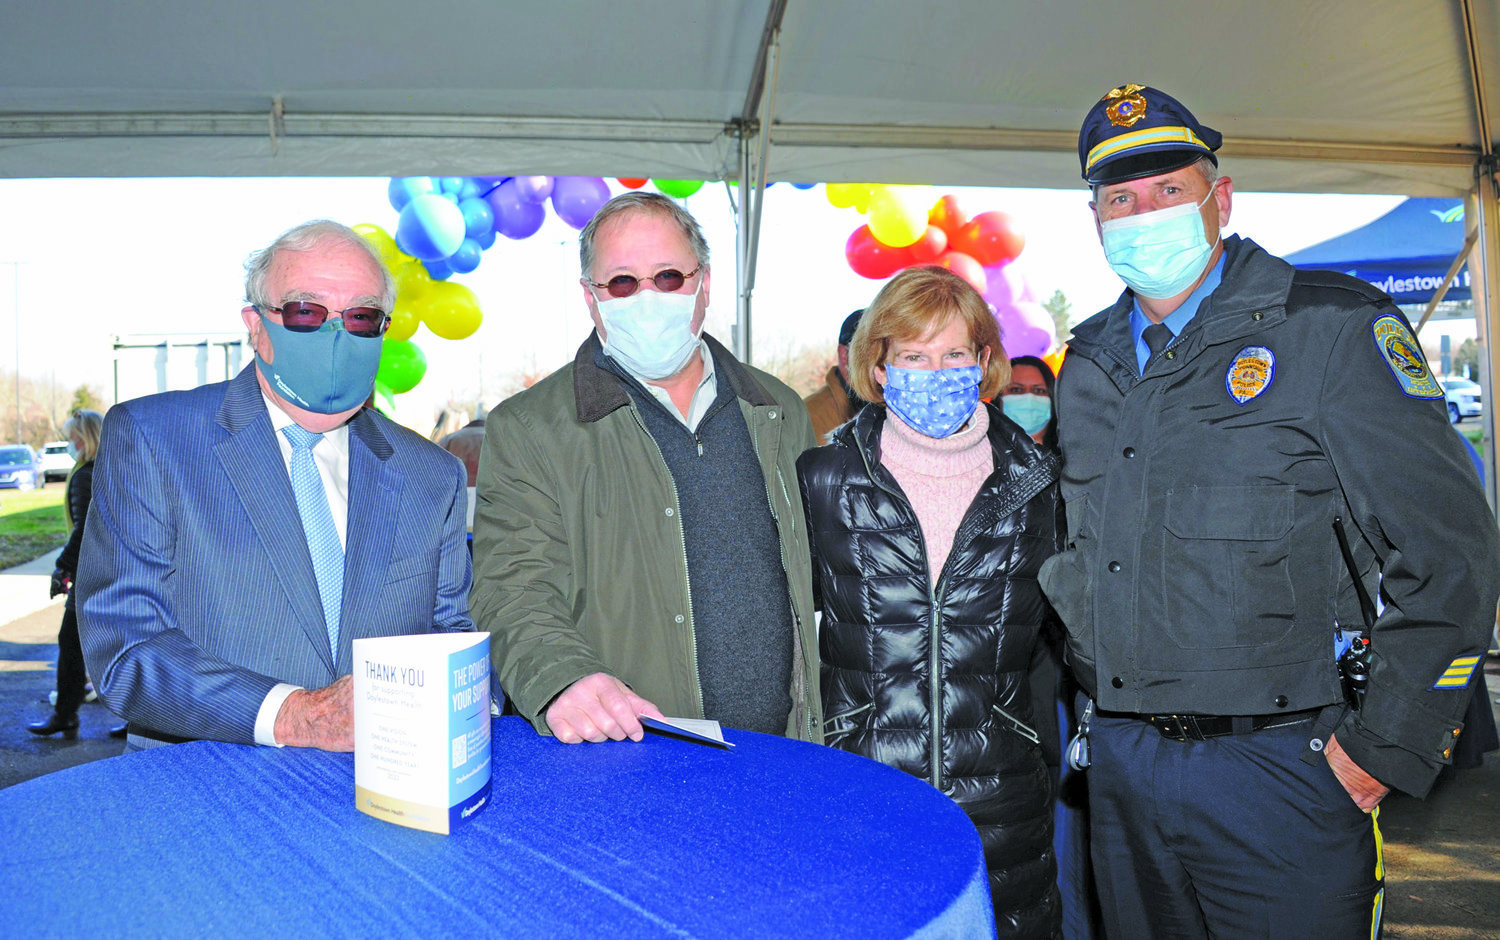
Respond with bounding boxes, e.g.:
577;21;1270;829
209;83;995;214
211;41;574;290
797;402;1063;940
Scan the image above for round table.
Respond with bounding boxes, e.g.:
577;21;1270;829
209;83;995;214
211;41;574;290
1;717;994;937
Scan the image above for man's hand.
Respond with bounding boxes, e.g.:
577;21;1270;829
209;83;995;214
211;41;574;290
544;672;665;744
49;568;70;598
1325;733;1391;812
273;675;354;751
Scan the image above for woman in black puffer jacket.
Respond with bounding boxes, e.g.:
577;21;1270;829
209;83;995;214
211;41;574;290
798;267;1062;939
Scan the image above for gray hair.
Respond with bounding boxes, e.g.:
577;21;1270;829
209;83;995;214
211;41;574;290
578;192;710;279
1091;155;1219;202
244;220;396;311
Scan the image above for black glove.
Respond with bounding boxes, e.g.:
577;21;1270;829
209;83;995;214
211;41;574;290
49;568;70;598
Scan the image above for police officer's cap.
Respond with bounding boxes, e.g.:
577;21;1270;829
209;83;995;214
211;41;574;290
1079;84;1222;187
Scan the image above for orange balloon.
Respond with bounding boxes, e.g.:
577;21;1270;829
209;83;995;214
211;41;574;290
617;178;648;189
1043;345;1068;375
928;195;969;240
906;226;948;265
952;212;1026;267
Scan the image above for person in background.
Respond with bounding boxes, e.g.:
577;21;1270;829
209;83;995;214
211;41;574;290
438;402;490;489
799;266;1061;937
27;410;123;740
803;309;869;444
472;192;822;746
1002;355;1057;450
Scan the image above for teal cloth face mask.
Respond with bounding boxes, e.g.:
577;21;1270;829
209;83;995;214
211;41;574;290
1002;393;1052;436
1100;184;1220;299
254;314;383;414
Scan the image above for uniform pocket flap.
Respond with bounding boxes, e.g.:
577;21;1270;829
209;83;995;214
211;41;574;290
1164;485;1294;541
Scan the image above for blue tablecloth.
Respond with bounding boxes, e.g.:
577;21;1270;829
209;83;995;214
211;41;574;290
1;717;994;938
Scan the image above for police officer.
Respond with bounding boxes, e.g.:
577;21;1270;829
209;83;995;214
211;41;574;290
1040;83;1500;939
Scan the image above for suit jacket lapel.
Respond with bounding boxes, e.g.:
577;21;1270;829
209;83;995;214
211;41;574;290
215;367;336;674
340;409;402;673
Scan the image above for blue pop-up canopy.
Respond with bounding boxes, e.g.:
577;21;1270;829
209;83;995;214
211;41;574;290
1285;198;1470;303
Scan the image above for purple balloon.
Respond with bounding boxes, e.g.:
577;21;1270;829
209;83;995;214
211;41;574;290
512;175;555;204
1001;301;1057;358
485;179;547;240
551;176;612;230
983;260;1029;310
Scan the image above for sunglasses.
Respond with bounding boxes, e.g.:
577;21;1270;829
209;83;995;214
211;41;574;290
259;302;390;338
588;265;702;299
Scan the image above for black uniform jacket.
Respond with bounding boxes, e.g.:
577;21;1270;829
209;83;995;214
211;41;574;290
1040;235;1500;797
799;402;1062;938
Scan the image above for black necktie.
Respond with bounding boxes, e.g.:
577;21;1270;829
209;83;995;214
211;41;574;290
1142;322;1173;370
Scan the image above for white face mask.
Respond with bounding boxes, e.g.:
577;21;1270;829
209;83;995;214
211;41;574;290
1099;183;1220;299
596;281;702;380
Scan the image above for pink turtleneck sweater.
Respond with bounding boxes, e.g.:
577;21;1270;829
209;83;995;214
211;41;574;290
880;405;994;582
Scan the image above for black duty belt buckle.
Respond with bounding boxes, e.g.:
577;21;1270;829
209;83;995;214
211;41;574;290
1148;714;1227;741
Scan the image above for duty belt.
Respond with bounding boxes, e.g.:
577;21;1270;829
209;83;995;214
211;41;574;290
1146;708;1322;742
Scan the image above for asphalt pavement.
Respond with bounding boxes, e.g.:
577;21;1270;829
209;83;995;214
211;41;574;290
0;553;1495;937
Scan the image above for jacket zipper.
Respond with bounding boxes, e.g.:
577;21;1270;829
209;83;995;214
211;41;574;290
748;407;817;742
627;404;704;718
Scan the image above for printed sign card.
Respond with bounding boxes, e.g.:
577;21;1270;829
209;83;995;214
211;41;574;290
353;632;491;834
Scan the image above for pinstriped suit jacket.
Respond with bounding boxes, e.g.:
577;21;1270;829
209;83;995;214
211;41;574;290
76;365;474;745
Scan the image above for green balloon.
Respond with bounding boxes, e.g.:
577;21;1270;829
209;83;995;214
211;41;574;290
377;339;428;394
653;178;705;199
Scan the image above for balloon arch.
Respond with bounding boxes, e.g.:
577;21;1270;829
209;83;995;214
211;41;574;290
356;176;1065;406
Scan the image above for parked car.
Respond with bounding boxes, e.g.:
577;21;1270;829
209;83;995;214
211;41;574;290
1440;376;1483;425
39;440;73;482
0;444;41;490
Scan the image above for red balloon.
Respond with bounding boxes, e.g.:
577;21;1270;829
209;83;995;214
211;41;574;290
935;250;987;293
617;178;648;189
952;211;1026;267
906;225;948;265
845;225;913;279
928;195;969;241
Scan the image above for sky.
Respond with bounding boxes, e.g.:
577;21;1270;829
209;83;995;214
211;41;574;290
0;177;1403;431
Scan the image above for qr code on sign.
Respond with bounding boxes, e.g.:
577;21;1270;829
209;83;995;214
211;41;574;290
452;733;467;769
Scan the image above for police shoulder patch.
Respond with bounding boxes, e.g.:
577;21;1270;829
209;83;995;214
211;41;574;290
1372;315;1443;399
1226;346;1275;405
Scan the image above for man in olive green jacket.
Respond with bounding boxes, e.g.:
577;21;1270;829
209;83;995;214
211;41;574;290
471;192;822;746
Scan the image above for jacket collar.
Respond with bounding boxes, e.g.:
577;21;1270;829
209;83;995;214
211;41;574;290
572;331;777;423
1069;236;1295;386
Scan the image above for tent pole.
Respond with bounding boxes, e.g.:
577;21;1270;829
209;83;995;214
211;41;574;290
1416;228;1479;333
1460;0;1498;509
735;130;752;361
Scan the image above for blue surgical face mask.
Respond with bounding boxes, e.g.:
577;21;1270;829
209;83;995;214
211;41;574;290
1002;393;1052;436
1100;182;1220;299
596;281;702;381
254;313;383;414
882;364;982;438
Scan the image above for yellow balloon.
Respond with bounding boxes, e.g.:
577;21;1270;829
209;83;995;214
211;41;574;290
385;305;420;342
826;182;872;211
852;184;875;214
396;261;433;303
417;280;483;340
866;185;933;248
353;223;401;269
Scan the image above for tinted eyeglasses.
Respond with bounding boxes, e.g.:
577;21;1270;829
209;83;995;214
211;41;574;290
258;302;390;338
588;265;702;299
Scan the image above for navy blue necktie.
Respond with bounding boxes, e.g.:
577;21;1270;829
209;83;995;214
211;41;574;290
282;426;343;655
1142;322;1174;370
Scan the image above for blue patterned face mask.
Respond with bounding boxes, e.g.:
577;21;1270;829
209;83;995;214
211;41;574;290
882;364;982;438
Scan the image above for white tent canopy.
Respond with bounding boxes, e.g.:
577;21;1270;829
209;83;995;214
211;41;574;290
5;0;1500;494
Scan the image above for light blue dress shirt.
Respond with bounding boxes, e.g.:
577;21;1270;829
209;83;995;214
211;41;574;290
1129;253;1227;374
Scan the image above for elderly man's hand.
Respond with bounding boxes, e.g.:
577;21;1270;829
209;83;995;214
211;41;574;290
545;672;665;744
1325;733;1391;812
273;675;354;751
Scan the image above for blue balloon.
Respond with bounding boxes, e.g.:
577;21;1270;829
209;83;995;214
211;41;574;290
448;238;483;274
388;177;435;212
457;179;482;200
395;194;467;262
458;197;495;239
791;182;817;190
437;176;466;194
474;228;497;250
423;259;454;281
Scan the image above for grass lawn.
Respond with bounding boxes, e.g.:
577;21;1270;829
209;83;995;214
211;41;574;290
0;484;69;570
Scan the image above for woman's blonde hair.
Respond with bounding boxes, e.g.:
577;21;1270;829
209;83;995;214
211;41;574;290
847;266;1009;405
63;410;103;464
